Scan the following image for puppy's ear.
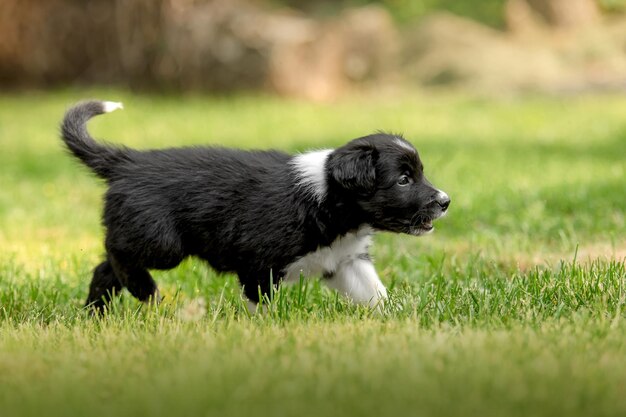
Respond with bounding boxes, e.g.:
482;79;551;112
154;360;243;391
327;145;378;194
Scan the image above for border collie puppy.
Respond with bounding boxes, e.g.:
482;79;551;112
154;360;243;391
61;100;450;312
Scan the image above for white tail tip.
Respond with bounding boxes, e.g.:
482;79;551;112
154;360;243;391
102;101;124;113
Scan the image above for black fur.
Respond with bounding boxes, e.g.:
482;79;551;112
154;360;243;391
60;100;450;311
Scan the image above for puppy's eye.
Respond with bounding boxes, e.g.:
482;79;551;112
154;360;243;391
397;175;412;186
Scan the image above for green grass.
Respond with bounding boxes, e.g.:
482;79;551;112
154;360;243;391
0;89;625;417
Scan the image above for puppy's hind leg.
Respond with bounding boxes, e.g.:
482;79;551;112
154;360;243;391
85;259;123;312
108;253;161;305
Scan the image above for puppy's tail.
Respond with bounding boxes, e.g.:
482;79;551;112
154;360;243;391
60;100;132;180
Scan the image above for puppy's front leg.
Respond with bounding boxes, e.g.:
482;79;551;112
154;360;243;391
324;258;388;308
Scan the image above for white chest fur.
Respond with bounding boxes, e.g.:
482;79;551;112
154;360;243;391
284;225;373;282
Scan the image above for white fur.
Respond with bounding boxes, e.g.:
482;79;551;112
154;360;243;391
290;149;333;202
410;227;433;236
325;258;387;307
103;101;124;113
284;225;373;282
246;299;258;314
283;225;386;306
395;138;416;153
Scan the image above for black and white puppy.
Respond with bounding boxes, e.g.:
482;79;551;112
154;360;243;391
61;100;450;312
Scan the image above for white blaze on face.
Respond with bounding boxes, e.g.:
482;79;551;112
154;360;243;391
290;149;333;202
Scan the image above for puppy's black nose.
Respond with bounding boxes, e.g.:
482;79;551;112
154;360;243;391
436;193;450;211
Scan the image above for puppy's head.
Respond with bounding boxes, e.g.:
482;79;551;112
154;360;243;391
326;133;450;236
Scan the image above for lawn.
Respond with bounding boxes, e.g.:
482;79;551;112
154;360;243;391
0;89;624;417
